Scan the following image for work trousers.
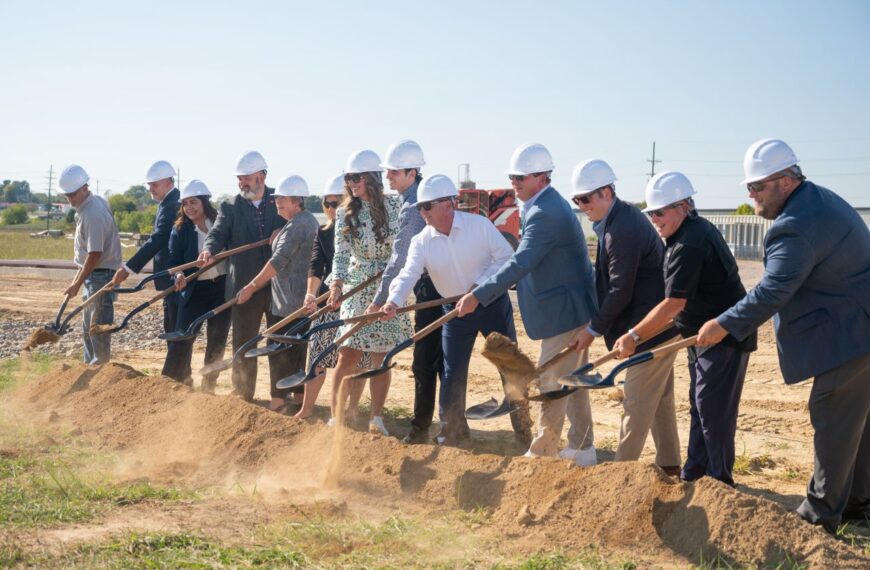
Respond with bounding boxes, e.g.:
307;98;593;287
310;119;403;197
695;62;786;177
408;275;444;434
528;326;594;456
230;286;295;401
614;341;681;467
81;269;115;365
682;343;749;486
796;353;870;533
162;291;179;342
271;317;309;400
440;294;531;441
162;277;230;391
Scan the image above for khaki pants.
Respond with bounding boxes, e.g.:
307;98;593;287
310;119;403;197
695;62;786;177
528;326;595;456
614;342;680;466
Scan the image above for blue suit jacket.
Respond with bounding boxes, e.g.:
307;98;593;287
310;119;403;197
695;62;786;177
125;187;180;290
474;186;597;340
718;181;870;384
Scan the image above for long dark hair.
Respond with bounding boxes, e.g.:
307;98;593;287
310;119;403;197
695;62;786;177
174;197;218;230
342;172;390;242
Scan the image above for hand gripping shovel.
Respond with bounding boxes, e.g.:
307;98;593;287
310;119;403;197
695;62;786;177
264;295;462;346
89;257;224;336
159;298;238;342
275;320;370;389
53;280;117;336
199;271;383;376
243;271;389;359
341;307;460;383
587;335;698;388
112;238;270;294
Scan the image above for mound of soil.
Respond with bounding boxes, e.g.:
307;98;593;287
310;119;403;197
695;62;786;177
9;362;866;567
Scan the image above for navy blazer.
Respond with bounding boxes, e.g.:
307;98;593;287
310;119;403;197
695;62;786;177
168;219;218;307
718;181;870;384
475;186;597;340
125;187;180;290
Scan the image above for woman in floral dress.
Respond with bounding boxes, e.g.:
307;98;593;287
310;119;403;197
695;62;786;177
327;150;411;435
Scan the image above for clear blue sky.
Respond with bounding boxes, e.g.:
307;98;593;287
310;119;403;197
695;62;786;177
2;0;868;208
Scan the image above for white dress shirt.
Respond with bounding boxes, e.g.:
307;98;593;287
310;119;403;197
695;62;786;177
387;210;514;305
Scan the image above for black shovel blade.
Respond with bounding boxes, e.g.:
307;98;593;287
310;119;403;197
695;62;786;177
263;333;310;345
559;371;605;388
244;343;291;358
159;330;196;342
345;362;396;381
528;386;578;402
276;368;323;390
465;397;516;420
199;357;233;376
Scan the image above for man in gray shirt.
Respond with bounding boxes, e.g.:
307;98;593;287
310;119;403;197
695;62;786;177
58;164;122;364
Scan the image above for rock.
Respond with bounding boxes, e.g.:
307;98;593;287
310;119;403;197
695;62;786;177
516;504;534;525
47;411;60;422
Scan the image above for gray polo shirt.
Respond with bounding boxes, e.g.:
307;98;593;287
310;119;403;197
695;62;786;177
269;209;319;316
74;193;122;270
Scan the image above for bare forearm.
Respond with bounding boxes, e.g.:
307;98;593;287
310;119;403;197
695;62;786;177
632;297;686;338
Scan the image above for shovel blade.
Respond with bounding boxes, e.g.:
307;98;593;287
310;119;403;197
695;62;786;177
199;357;233;376
527;386;577;402
160;330;196;342
465;397;516;420
276;368;321;390
345;362;395;381
263;333;309;345
559;371;606;388
244;343;292;359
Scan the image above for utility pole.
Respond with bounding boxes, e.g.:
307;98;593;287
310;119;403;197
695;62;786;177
647;141;661;179
177;167;181;192
95;179;100;195
45;165;54;231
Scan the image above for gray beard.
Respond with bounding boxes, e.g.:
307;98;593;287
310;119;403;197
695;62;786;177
241;190;259;201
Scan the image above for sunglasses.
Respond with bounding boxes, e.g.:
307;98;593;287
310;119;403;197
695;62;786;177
508;173;540;182
646;203;682;218
747;174;786;194
323;200;339;209
344;173;363;184
416;197;451;211
571;188;603;206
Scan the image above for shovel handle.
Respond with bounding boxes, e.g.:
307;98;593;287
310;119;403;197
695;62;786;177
341;294;462;326
412;307;459;342
210;297;238;316
167;237;272;275
647;335;697;359
589;319;678;368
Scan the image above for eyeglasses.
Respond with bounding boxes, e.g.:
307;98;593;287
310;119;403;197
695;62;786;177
323;200;339;209
416;197;451;211
344;173;363;184
645;203;682;218
747;174;786;194
571;188;603;206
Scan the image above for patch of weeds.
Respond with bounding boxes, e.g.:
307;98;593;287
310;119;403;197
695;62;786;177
595;437;618;453
780;466;803;481
733;451;776;476
454;505;492;528
492;547;635;570
836;521;870;556
0;353;57;391
355;400;412;420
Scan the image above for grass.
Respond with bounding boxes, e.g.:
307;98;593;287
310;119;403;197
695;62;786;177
0;229;74;260
0;352;56;391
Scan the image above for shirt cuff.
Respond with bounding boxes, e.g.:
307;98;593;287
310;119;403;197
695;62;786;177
587;326;602;337
122;263;136;275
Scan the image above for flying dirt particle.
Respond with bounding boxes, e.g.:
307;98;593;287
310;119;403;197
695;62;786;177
516;504;534;525
89;324;115;335
48;411;60;423
482;333;535;400
23;328;60;351
606;388;624;402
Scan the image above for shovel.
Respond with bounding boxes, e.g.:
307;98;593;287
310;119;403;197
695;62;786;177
264;295;462;346
199;271;383;376
586;335;698;388
465;397;519;420
112;238;270;294
89;257;223;336
342;308;460;382
52;280;117;336
275;320;370;389
159;297;238;342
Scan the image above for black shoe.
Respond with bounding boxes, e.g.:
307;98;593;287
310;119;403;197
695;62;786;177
402;428;430;445
842;508;870;526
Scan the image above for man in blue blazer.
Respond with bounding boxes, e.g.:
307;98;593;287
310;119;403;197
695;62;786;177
458;143;598;464
698;139;870;533
112;160;181;337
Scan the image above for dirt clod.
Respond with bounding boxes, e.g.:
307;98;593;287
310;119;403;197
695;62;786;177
22;328;60;351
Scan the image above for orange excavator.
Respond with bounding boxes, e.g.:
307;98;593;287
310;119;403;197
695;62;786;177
455;164;521;250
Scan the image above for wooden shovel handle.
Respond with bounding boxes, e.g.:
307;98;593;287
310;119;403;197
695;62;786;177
77;281;116;311
412;307;459;342
211;297;238;316
648;335;697;359
164;237;270;275
342;295;462;326
588;319;677;368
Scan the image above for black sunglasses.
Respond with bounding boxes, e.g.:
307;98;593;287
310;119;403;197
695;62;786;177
416;197;451;211
747;174;786;194
645;203;682;218
323;200;339;209
571;188;603;206
344;173;363;184
508;172;545;183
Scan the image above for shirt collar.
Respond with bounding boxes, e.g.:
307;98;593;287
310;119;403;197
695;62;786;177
522;184;550;213
592;199;617;238
401;180;419;205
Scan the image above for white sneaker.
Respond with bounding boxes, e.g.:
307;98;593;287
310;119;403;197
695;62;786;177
326;417;336;428
574;445;597;467
368;416;389;436
523;449;541;458
558;447;579;460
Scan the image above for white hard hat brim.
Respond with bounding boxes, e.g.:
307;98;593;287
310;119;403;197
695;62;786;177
379;161;425;170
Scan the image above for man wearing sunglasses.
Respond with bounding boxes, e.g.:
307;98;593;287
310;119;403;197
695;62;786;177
567;160;681;476
696;139;870;533
457;143;598;464
613;171;756;487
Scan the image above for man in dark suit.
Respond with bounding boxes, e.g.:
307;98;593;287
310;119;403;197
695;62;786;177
568;160;681;476
199;151;289;403
112;160;181;337
458;143;598;464
698;138;870;533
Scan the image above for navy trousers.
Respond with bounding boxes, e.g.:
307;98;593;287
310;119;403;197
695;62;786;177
682;343;750;487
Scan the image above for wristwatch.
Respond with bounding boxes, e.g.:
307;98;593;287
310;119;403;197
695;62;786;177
628;328;641;343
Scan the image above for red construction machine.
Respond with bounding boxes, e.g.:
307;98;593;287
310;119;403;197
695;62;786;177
455;164;521;250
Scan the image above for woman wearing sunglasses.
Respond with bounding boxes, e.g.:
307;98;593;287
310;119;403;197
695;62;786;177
326;150;410;435
297;175;372;420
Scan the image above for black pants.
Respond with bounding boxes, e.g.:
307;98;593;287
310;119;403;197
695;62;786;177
162;277;230;389
163;291;179;337
231;286;295;401
408;275;444;434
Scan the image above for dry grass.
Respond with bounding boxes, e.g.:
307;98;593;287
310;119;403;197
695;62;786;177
0;230;74;260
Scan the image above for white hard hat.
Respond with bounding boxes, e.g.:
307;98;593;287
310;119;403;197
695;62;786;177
380;139;426;170
144;160;176;183
323;174;345;196
644;171;696;212
235;150;268;176
417;174;458;204
344;149;383;174
571;159;617;196
741;138;799;185
275;175;309;197
180;179;212;200
506;143;555;176
58;164;90;194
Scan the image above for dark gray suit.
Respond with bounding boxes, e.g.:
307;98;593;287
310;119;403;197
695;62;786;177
719;180;870;531
203;188;290;400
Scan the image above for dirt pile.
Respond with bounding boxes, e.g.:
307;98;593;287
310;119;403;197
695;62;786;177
9;362;866;567
22;328;60;351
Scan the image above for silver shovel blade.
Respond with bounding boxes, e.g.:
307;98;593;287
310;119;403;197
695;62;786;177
244;343;290;358
199;357;233;376
559;371;605;388
276;368;323;390
465;397;516;420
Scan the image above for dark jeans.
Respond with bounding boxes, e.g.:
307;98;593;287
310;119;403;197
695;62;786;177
682;343;750;486
408;275;444;434
162;277;230;390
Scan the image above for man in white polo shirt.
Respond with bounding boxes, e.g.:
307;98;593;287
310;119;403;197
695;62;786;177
382;174;532;446
58;164;122;364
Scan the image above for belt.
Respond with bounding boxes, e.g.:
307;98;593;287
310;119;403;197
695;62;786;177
91;268;114;274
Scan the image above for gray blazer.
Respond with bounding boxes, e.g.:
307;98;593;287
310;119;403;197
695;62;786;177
718;181;870;384
203;188;284;298
269;210;319;316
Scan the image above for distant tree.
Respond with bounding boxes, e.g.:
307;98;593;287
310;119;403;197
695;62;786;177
124;185;151;207
1;204;29;225
633;201;647;211
30;192;49;205
734;203;754;215
108;195;137;214
304;195;323;213
1;180;32;203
